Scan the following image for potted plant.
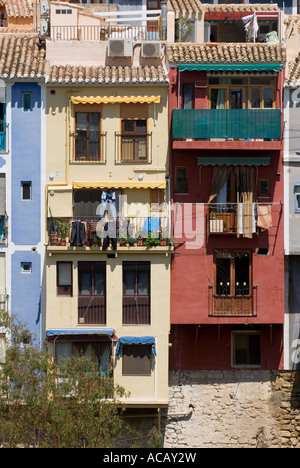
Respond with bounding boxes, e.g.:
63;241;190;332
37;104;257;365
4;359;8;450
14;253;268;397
145;233;160;249
56;220;70;246
160;228;168;246
136;230;147;246
118;237;127;247
128;237;136;246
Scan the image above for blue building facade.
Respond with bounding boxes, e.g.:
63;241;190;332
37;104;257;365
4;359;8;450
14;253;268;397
10;81;44;345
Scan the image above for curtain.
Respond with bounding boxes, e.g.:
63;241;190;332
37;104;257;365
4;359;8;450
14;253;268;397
208;165;232;204
235;166;255;238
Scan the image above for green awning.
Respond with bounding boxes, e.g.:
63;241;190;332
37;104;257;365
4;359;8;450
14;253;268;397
178;64;282;72
197;157;270;166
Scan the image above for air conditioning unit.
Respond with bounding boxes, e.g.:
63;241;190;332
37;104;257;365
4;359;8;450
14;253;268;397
108;39;133;57
141;41;162;58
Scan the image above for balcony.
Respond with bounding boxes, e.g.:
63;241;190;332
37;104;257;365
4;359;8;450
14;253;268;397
115;132;152;164
0;121;8;152
172;109;282;150
209;285;257;317
50;24;159;41
47;216;170;249
207;203;273;237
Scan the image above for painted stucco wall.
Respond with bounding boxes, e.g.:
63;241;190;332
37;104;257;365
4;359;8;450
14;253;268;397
10;82;43;343
46;251;171;404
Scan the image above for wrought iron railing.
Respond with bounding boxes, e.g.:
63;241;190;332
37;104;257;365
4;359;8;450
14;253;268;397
115;132;152;163
48;216;169;247
208;285;257;317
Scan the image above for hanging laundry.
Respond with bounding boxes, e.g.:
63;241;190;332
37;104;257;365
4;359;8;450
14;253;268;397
242;13;259;42
257;205;272;230
98;190;117;219
70;220;86;246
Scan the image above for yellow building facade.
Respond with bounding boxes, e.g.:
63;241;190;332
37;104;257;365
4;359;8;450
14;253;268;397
45;58;171;408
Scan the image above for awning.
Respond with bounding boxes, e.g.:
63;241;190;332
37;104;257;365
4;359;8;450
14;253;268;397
115;336;157;356
178;64;282;72
197;157;270;166
47;328;115;337
71;96;161;105
73;181;166;190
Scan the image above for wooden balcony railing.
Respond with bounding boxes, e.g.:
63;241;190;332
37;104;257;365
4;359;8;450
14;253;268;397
208;285;257;317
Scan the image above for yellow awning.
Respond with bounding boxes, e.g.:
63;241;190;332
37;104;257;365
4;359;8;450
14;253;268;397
71;96;161;105
73;181;166;190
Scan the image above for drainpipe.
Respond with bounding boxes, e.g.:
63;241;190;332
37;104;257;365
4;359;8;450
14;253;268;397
160;0;167;41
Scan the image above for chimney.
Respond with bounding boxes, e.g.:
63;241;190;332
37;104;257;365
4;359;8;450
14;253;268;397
160;0;167;41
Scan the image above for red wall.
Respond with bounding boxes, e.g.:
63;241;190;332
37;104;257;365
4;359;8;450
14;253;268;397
168;67;285;370
169;324;283;370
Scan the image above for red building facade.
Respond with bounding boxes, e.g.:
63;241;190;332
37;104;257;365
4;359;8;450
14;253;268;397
168;42;286;370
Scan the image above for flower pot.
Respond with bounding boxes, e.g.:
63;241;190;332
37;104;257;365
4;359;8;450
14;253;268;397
160;238;167;246
137;238;144;246
51;233;58;245
60;239;67;246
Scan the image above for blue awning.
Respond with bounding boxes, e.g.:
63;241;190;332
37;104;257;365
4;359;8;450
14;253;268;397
115;336;157;356
47;328;115;337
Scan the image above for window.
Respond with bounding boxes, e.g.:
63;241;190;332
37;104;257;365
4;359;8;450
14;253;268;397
21;262;32;274
295;182;300;213
21;181;31;200
22;92;32;112
122;344;152;375
121;119;148;162
123;262;150;324
182;84;194;109
215;251;251;297
175;166;188;194
232;328;261;366
75;112;101;161
55;341;112;372
57;262;72;296
208;76;275;109
258;178;271;198
78;262;106;325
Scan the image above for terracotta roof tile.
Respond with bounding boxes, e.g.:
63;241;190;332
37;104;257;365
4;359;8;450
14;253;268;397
0;0;33;18
286;55;300;86
47;64;169;84
167;1;280;18
167;43;286;64
0;34;46;79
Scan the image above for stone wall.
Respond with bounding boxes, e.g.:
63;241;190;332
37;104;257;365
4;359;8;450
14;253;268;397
162;370;300;448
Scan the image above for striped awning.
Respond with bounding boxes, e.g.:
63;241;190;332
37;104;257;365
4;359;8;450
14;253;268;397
73;181;166;190
178;64;282;72
71;96;161;105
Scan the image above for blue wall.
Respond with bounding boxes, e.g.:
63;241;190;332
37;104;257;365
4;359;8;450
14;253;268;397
11;83;41;246
11;251;41;343
11;83;42;343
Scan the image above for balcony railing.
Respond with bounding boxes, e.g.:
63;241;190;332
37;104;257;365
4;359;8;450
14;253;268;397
209;285;257;317
48;216;169;247
50;24;159;41
115;132;152;164
172;109;282;141
207;203;273;237
0;121;8;152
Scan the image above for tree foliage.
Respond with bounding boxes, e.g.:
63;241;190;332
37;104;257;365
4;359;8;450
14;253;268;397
0;314;160;448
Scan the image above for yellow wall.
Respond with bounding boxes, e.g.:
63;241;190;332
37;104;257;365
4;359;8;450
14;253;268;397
46;251;171;404
46;85;169;195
